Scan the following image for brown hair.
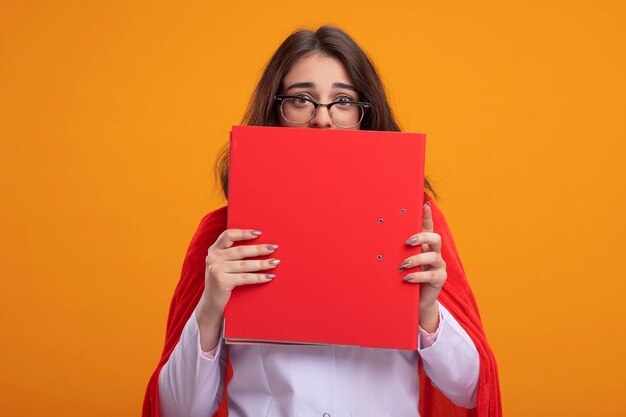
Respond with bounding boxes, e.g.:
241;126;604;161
216;25;435;198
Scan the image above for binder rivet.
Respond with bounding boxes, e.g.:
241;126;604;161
377;255;383;260
400;208;406;214
378;218;384;223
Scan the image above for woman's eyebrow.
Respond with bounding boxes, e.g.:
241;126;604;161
284;81;357;92
285;82;315;91
332;82;357;92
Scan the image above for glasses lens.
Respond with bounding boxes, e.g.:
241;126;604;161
281;97;315;124
329;102;364;128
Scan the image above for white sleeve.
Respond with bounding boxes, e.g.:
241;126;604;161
417;303;480;408
158;309;227;417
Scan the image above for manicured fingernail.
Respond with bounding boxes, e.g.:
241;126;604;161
251;230;262;236
265;274;276;280
403;275;413;281
400;260;413;269
267;244;278;251
268;259;280;266
406;237;418;245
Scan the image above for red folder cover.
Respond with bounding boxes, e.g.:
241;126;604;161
225;126;426;350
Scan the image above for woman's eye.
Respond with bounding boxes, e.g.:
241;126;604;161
335;96;354;107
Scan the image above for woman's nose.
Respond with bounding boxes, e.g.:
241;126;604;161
309;105;334;129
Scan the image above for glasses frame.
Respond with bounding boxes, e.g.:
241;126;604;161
274;95;373;128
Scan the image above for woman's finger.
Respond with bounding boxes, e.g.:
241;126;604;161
219;243;278;261
231;272;277;286
398;251;444;270
405;232;441;253
222;258;281;273
213;229;262;250
403;269;447;287
422;201;434;233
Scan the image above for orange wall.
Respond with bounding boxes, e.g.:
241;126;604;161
1;1;625;416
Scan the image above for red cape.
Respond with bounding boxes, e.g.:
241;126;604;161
143;196;502;417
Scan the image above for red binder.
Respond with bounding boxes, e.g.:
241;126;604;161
225;126;426;350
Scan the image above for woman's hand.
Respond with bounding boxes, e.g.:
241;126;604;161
399;201;447;333
196;229;279;351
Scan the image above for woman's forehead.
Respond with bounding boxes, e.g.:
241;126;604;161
282;53;353;89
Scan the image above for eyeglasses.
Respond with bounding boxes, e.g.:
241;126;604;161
274;95;372;128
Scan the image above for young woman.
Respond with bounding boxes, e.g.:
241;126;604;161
144;25;501;417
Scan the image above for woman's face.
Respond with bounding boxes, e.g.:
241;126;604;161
279;53;361;130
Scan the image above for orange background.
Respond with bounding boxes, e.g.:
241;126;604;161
1;1;625;416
